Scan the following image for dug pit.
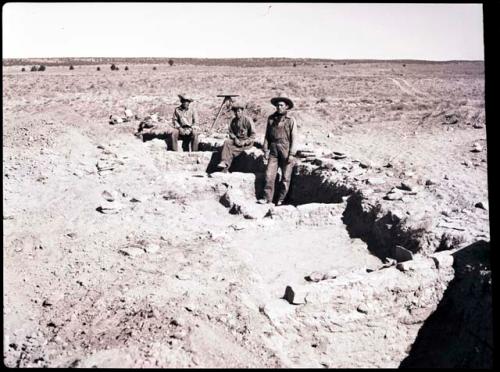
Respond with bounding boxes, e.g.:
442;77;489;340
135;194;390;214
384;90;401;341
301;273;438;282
137;136;492;367
4;132;491;368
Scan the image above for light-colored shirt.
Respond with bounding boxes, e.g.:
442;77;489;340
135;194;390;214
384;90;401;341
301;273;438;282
228;115;256;142
172;106;198;128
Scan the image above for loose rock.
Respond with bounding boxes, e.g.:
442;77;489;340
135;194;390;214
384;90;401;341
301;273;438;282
471;143;483;153
384;189;404;201
398;182;413;191
96;202;122;214
101;190;115;202
392;245;413;263
305;271;325;282
396;258;435;272
283;285;308;305
144;243;160;254
356;303;370;314
475;201;488;211
118;246;145;257
367;177;385;185
175;272;191;280
431;252;454;269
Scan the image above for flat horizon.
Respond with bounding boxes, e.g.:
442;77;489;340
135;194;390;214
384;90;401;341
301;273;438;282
2;57;484;63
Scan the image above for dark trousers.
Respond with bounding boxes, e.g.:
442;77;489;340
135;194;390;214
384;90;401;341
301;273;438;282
263;154;295;203
169;129;199;152
220;139;253;168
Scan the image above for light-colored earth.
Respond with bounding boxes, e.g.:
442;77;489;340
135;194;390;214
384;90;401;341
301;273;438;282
3;61;490;367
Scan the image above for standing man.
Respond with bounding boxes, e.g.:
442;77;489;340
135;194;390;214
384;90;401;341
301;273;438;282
170;94;199;151
216;103;256;172
258;96;298;206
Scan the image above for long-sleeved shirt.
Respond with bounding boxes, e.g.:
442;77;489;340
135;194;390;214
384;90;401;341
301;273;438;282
263;112;298;156
172;106;198;128
228;115;256;143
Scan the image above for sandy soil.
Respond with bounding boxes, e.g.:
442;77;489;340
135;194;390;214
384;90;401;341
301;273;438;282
3;61;490;367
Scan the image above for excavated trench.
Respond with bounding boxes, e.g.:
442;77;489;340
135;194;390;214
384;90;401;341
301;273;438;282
146;138;492;368
400;240;493;368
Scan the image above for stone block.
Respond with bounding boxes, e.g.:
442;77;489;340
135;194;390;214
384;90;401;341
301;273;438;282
283;285;309;305
392;245;413;263
430;252;454;269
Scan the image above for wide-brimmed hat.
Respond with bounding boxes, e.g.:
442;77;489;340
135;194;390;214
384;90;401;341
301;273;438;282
178;94;194;102
271;96;294;109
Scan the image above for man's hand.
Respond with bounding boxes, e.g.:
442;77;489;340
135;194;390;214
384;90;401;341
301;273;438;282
234;138;242;147
179;126;192;136
263;151;270;164
287;154;296;163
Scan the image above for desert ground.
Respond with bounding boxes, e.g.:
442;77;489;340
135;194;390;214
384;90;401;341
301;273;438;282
3;60;492;367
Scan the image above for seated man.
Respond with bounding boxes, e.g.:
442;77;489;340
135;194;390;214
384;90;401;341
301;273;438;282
216;103;256;172
170;94;199;152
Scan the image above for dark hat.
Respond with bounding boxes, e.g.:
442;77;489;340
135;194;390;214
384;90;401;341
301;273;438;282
271;96;294;109
178;94;194;102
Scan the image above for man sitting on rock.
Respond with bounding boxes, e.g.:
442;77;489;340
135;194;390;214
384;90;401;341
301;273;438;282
170;94;199;152
216;103;256;172
258;95;298;206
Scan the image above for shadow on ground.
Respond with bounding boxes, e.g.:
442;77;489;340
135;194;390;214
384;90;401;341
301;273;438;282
400;240;493;368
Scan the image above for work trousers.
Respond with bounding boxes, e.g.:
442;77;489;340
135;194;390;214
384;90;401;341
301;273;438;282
220;139;253;168
263;154;296;203
170;129;199;152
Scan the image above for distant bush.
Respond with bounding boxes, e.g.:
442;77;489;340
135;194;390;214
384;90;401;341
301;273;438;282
153;66;157;70
21;67;26;72
115;66;120;71
402;64;406;67
168;59;174;66
31;66;38;72
69;65;74;70
38;65;46;71
97;67;100;71
293;62;297;67
111;64;117;71
324;65;328;68
125;66;129;71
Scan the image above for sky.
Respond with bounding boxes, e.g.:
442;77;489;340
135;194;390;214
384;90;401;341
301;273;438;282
2;2;484;60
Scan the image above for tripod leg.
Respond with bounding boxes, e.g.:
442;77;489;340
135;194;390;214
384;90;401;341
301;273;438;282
211;100;226;130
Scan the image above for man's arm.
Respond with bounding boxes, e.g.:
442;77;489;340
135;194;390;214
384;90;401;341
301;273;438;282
172;109;180;128
262;120;270;156
288;117;298;157
190;108;198;127
240;117;256;146
228;119;237;140
247;117;256;142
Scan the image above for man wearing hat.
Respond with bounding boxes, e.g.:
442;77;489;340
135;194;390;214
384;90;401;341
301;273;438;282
216;102;256;172
258;96;298;205
169;94;199;151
